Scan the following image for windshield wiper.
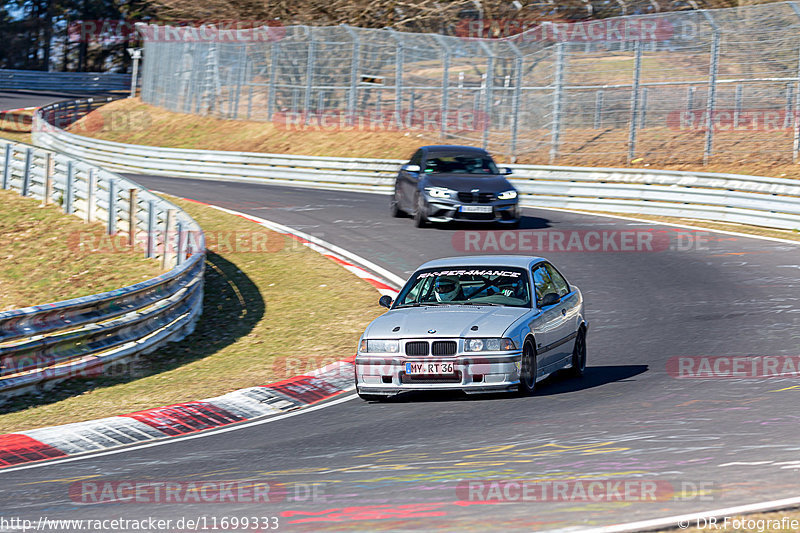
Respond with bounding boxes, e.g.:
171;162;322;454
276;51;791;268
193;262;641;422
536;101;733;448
458;302;501;306
398;302;442;308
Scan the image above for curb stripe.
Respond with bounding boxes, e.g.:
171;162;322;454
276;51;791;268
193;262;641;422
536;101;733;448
0;198;399;469
0;434;66;466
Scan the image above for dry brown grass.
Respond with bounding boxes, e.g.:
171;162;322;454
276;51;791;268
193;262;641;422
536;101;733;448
0;188;162;312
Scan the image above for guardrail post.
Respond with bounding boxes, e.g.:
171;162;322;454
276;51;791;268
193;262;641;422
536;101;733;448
549;42;565;164
231;44;247;119
793;45;800;163
639;87;648;129
128;188;138;247
734;84;742;129
108;179;117;235
176;220;185;265
42;152;52;206
86;169;96;222
477;40;495;151
303;28;316;124
1;144;10;190
627;40;642;163
785;83;794;129
702;13;720;166
510;52;524;161
392;32;404;128
65;161;74;214
21;148;32;196
594;90;604;129
267;41;279;121
162;209;175;269
146;199;156;259
345;26;360;126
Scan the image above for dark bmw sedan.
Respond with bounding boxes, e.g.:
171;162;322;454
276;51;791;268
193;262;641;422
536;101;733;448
391;145;521;228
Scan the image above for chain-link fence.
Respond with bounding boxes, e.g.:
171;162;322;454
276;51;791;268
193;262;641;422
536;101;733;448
138;2;800;165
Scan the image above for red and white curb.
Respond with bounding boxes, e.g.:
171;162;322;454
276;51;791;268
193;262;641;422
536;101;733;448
0;201;400;469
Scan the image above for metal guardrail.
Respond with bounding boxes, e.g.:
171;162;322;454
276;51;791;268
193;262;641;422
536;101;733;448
0;69;132;93
0;132;205;398
32;98;800;231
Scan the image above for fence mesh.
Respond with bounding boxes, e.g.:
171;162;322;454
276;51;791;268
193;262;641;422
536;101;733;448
138;2;800;165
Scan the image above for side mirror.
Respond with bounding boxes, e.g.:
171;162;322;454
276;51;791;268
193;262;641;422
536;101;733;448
540;292;561;307
379;295;394;308
502;167;513;175
402;164;421;173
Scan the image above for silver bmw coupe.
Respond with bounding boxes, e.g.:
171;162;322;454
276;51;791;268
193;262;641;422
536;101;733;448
355;256;588;401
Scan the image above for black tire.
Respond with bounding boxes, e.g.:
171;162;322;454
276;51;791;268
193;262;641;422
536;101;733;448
414;195;428;228
569;328;587;377
390;194;404;218
518;341;538;395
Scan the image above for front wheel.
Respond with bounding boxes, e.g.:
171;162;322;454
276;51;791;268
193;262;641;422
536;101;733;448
568;328;587;377
414;195;428;228
390;194;404;218
518;341;538;395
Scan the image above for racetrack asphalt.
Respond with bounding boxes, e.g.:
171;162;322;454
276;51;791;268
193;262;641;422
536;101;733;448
2;91;800;532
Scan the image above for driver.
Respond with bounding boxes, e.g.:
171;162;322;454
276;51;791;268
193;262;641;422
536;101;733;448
434;275;463;302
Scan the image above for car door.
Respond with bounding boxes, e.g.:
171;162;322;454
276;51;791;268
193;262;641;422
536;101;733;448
543;262;580;366
530;263;573;374
398;149;423;210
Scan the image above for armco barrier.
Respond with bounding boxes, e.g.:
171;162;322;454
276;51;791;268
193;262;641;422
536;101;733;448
0;69;131;92
0;137;205;398
32;98;800;231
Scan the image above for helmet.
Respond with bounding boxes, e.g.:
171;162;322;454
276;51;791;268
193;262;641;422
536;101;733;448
434;276;460;302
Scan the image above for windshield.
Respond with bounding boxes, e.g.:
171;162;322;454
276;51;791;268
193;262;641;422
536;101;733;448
395;267;531;308
423;155;499;175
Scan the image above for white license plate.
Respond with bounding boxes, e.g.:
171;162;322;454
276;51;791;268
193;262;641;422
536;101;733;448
405;362;455;375
460;205;493;213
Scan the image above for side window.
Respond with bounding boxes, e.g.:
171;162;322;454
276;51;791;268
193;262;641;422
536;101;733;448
545;263;570;297
409;150;422;167
531;265;556;306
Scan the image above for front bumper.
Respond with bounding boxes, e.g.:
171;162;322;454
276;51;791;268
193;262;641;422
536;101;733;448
423;198;520;224
355;352;523;396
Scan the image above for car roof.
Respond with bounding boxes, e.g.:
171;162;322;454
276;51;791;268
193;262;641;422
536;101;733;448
421;145;489;156
417;255;547;270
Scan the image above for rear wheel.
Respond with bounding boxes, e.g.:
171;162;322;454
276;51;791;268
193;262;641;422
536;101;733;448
568;328;587;377
414;195;428;228
518;341;538;395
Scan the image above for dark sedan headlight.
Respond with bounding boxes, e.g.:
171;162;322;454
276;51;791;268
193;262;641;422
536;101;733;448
425;187;456;199
497;190;518;201
465;338;517;351
360;339;400;353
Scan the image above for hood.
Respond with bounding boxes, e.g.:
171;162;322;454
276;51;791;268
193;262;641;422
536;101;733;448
363;305;529;339
423;174;514;193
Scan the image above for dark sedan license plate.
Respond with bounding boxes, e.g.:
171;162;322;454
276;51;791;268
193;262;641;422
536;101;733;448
460;205;493;213
405;362;455;375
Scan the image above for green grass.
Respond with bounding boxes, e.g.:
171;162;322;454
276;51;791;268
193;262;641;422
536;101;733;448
0;196;385;433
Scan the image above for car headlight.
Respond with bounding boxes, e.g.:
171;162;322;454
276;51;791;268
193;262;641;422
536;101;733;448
497;190;518;200
425;187;455;199
465;338;517;352
360;339;400;353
